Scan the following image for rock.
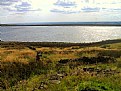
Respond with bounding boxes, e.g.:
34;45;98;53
49;75;59;80
57;73;65;78
49;73;66;81
38;82;48;89
50;80;61;84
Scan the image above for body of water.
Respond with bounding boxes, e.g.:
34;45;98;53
1;26;121;43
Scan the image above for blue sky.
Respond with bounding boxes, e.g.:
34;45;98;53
0;0;121;23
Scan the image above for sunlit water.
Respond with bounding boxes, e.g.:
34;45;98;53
0;26;121;43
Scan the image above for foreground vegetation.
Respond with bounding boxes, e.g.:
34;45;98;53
1;40;121;91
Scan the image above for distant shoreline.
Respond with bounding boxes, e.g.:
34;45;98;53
1;24;121;26
1;21;121;26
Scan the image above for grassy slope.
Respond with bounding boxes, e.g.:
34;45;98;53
1;41;121;91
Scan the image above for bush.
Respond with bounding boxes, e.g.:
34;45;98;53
98;50;121;58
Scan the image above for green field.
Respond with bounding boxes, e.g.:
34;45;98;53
1;40;121;91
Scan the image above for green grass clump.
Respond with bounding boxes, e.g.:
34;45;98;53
78;81;114;91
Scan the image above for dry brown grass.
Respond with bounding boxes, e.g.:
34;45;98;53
36;47;79;62
47;53;77;62
0;48;36;64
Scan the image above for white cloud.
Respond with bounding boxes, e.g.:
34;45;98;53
0;0;41;14
54;0;77;8
0;0;20;6
11;1;40;13
51;0;81;14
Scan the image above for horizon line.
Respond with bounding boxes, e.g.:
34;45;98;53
1;21;121;26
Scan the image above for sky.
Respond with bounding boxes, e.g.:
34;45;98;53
0;0;121;24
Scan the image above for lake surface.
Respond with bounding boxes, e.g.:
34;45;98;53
1;26;121;43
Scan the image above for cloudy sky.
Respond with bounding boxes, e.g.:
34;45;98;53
0;0;121;24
